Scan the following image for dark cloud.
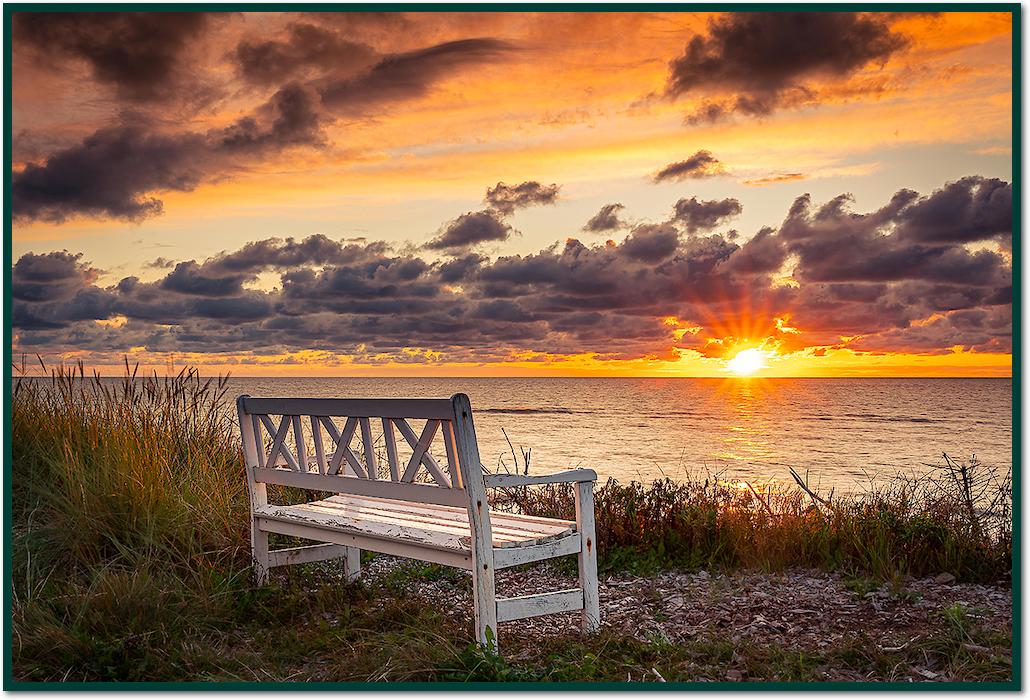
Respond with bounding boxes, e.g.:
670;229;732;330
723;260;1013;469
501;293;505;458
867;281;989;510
12;82;329;223
781;183;1011;289
583;203;626;232
14;25;514;223
439;253;486;283
426;210;512;251
654;150;725;182
485;181;560;215
161;261;250;297
667;12;908;121
14;12;214;103
671;196;742;233
234;21;377;86
13;251;101;302
620;224;680;263
216;83;327;153
13;177;1012;363
145;257;177;269
743;173;807;187
212;234;389;272
726;227;787;275
894;176;1012;244
12;125;205;222
319;38;514;113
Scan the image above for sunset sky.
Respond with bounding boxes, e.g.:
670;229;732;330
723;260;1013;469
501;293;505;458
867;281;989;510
10;10;1014;377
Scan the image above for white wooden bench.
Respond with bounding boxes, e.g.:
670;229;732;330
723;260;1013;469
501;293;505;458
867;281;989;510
235;392;600;650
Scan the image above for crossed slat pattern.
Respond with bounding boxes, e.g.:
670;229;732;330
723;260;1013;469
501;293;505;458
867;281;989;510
251;413;459;488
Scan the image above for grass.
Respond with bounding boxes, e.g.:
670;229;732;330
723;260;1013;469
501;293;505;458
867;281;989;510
497;464;1011;583
9;362;1013;683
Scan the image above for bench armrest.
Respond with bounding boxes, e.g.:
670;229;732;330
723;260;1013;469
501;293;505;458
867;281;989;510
483;469;597;488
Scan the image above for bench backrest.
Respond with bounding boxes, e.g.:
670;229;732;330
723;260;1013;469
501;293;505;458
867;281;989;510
235;393;486;510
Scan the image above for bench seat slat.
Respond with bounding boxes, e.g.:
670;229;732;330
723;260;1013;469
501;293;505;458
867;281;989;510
287;501;535;545
254;493;576;551
316;496;568;543
335;492;577;530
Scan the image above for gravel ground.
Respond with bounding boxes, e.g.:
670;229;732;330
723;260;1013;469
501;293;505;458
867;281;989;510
362;556;1012;681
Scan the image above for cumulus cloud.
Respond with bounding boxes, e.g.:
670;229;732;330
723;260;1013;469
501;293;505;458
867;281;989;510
666;12;909;121
426;210;513;251
671;196;742;233
13;251;101;302
893;176;1012;244
12;177;1012;362
654;150;725;182
620;224;681;263
484;181;560;215
583;203;626;232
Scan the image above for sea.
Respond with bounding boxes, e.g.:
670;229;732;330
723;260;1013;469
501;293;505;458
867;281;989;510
226;377;1013;493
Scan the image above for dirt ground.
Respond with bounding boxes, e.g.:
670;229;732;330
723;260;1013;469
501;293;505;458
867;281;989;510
364;556;1013;682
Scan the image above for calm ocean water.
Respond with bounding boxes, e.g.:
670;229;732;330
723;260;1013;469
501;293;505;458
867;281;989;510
227;377;1012;492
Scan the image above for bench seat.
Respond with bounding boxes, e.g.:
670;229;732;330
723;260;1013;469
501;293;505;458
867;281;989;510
255;493;577;552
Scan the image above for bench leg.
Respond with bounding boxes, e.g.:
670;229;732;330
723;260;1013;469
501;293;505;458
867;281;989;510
252;519;270;586
473;581;498;651
575;481;600;633
343;546;361;581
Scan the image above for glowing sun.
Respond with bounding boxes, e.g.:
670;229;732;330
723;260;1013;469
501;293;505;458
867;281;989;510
726;348;771;376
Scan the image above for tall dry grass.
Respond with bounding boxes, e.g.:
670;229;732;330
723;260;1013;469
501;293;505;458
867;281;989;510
12;360;251;578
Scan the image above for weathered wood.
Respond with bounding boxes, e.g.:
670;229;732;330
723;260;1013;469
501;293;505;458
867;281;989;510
441;420;462;488
322;416;365;477
257;518;473;570
253;467;468;507
359;417;379;480
292;414;307;472
251;413;264;465
317;494;574;545
343;546;361;581
392;418;448;485
575;480;600;633
493;534;582;569
258;503;465;552
382;418;400;481
395;418;450;487
243;397;454;420
235;391;601;653
259;414;300;471
257;496;575;551
452;393;498;650
401;419;439;482
496;589;584;623
237;396;269;585
310;415;327;475
484;469;597;488
267;543;355;568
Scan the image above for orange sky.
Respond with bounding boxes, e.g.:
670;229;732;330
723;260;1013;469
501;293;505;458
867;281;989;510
10;10;1014;377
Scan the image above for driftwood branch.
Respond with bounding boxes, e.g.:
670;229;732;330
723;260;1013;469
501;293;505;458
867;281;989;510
789;466;834;513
